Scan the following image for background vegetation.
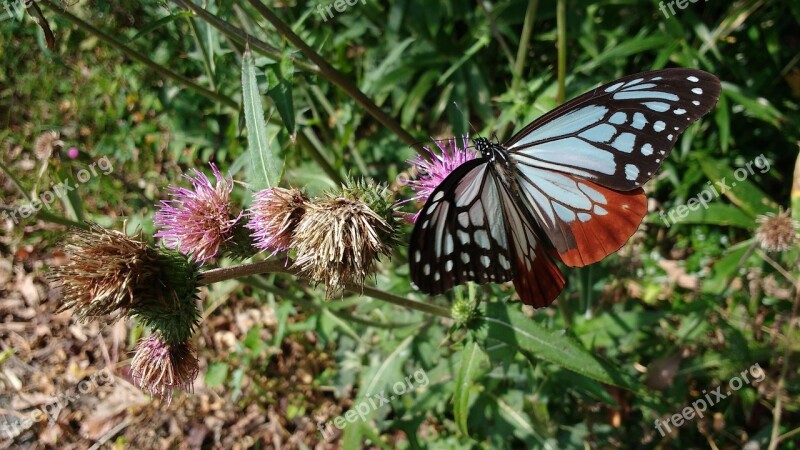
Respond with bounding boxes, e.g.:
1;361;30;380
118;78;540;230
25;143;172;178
1;0;798;448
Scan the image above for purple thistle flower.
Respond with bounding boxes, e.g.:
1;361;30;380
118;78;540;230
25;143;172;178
67;147;79;159
246;187;308;255
154;164;241;264
405;135;476;220
130;334;199;405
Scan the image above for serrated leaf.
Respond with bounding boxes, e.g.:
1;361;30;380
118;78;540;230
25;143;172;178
476;303;639;390
454;341;488;437
242;48;280;190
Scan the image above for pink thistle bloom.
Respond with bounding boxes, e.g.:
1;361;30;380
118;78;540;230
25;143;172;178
154;164;241;264
67;147;80;159
405;135;476;220
130;334;199;405
246;187;308;255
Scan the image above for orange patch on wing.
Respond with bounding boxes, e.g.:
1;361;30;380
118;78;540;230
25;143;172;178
513;246;566;308
558;185;647;268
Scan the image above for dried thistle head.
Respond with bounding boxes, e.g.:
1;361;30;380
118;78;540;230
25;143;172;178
50;224;160;321
130;334;199;404
292;181;397;297
51;225;201;341
246;187;308;255
154;164;241;264
755;209;799;252
34;130;63;160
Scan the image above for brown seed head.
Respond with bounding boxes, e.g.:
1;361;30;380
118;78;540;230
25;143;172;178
50;224;160;322
755;209;798;252
292;195;392;297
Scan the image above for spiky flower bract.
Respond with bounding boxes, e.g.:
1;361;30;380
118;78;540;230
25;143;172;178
50;224;160;322
154;164;241;264
406;135;475;210
451;297;480;327
755;209;799;252
292;180;397;298
130;334;199;404
246;187;308;255
130;249;201;345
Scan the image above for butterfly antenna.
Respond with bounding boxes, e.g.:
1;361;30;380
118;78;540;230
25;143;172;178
452;101;480;137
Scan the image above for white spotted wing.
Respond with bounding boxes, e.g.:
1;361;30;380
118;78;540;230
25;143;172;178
409;159;565;307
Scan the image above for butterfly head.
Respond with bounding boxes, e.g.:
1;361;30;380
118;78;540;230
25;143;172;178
473;136;507;163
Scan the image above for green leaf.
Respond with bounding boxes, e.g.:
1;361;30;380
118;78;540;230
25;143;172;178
242;47;280;190
577;36;672;72
476;303;639;390
266;57;295;135
454;341;489;437
703;239;755;294
205;362;229;387
721;81;785;128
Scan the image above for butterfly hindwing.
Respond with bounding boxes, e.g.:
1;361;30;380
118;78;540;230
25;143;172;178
507;69;721;191
495;180;566;307
512;165;648;266
409;159;515;294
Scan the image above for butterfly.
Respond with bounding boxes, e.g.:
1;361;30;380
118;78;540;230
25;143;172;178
409;69;721;307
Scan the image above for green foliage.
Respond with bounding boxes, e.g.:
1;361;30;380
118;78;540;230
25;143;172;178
3;0;800;448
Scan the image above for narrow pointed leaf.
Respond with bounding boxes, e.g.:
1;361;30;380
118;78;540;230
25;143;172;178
454;341;488;437
476;303;640;390
242;48;279;189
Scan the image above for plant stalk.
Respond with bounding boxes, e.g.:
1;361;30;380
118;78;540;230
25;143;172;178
200;259;453;318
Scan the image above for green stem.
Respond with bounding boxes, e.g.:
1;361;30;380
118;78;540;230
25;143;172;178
512;0;539;93
244;0;422;153
768;281;800;450
555;0;566;104
40;0;237;110
199;259;452;319
170;0;319;74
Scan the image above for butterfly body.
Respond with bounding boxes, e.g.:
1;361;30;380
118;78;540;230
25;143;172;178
410;69;721;308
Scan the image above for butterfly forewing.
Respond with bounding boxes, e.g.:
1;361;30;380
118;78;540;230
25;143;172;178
505;69;720;267
409;159;515;294
506;69;722;191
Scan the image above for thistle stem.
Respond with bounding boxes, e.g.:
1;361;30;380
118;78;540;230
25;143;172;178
200;260;452;319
